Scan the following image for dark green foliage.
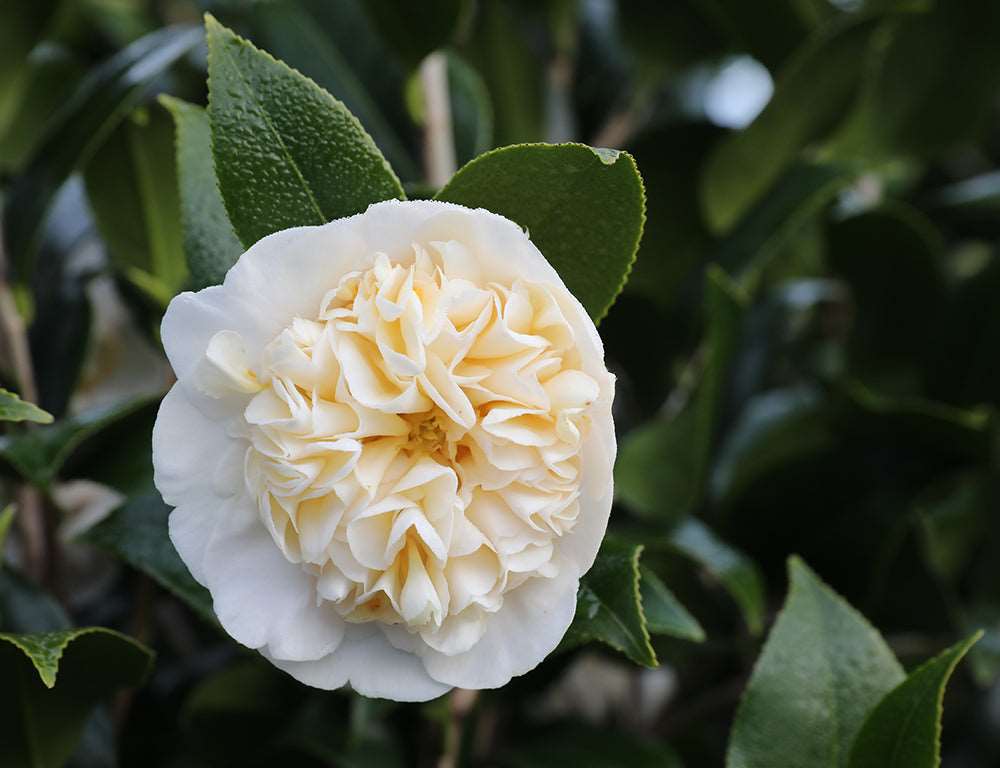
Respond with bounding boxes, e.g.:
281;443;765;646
0;1;997;765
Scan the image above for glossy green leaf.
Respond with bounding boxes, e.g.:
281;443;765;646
640;565;705;643
726;556;905;768
849;632;981;768
0;389;53;424
0;394;157;489
160;96;243;289
669;518;766;636
84;492;214;623
616;266;746;522
563;538;656;667
0;628;153;768
248;0;419;182
2;24;202;278
206;14;404;249
436;143;645;321
84;105;186;306
700;13;888;234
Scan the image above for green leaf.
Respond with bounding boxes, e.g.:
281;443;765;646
0;389;53;424
365;0;467;69
83;105;187;305
247;0;419;182
445;52;493;168
562;538;656;667
640;565;705;643
502;724;683;768
160;96;243;289
624;123;721;310
84;492;214;623
711;387;837;506
849;632;982;768
0;628;153;768
0;504;14;556
826;206;946;391
2;24;203;278
0;2;60;144
669;518;766;636
205;14;404;249
715;161;852;280
0;394;157;489
0;44;84;174
616;266;746;522
700;13;888;234
831;0;1000;160
460;1;543;146
435;143;645;322
696;0;831;70
0;569;69;633
726;556;905;768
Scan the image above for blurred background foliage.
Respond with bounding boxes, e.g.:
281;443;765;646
3;0;1000;765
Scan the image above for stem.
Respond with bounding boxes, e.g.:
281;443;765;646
0;214;46;584
420;52;457;188
438;688;478;768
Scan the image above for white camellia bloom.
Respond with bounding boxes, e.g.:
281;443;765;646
153;200;616;701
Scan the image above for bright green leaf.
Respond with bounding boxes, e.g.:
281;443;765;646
726;556;905;768
616;266;746;522
0;389;52;424
669;518;766;636
563;538;656;667
84;492;214;623
849;632;982;768
0;628;152;768
205;14;404;249
160;96;243;289
436;143;645;322
640;565;705;643
2;24;202;278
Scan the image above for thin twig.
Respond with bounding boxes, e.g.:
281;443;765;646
420;52;457;188
0;217;47;583
438;688;478;768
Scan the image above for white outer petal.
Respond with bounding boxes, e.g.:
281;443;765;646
268;624;452;702
201;500;345;662
419;559;579;689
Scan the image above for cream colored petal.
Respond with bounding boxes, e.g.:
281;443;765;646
267;624;451;701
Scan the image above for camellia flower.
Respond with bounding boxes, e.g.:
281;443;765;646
153;200;616;701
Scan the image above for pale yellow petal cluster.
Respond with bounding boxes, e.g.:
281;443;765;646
199;245;599;653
